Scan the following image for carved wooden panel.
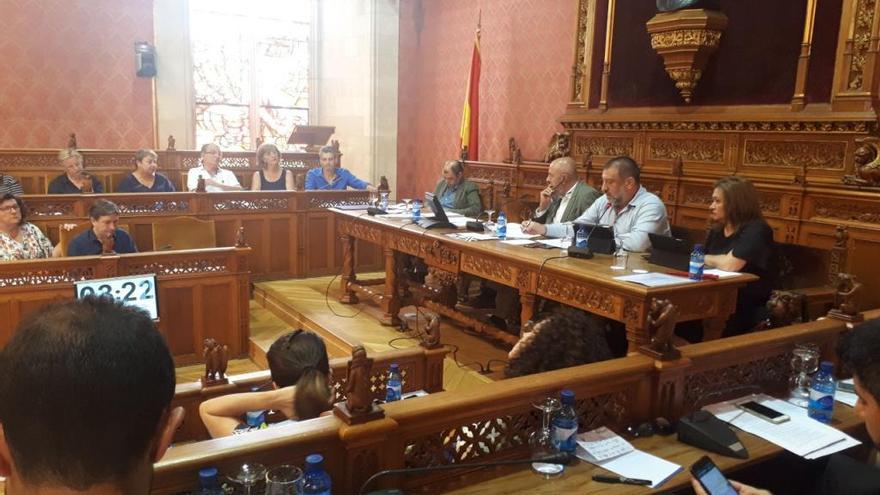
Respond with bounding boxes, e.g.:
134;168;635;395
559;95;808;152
461;252;513;284
809;196;880;224
573;135;635;159
537;276;616;316
742;139;847;170
683;354;792;409
648;136;725;163
563;120;874;134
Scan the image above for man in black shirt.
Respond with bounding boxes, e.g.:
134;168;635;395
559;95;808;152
68;199;137;256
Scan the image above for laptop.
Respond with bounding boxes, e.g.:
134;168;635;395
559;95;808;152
648;232;693;271
571;223;615;255
418;193;457;230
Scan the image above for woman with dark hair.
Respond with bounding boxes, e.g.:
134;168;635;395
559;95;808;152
199;329;332;438
433;160;482;218
251;143;294;191
704;176;776;335
0;194;53;260
116;149;176;193
505;309;613;378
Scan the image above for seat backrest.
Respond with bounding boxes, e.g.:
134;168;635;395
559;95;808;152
57;222;131;256
152;217;216;251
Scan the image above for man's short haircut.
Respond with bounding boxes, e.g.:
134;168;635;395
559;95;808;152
200;143;220;154
604;156;641;184
444;160;464;175
838;318;880;404
88;199;119;220
0;297;175;489
319;145;336;156
551;156;577;177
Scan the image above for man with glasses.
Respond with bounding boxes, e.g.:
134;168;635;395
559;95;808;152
186;143;243;192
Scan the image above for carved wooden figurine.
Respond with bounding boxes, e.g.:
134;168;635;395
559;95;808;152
639;299;681;360
543;132;571;163
68;133;77;149
202;338;229;386
378;176;390;192
167;135;176;151
334;345;384;424
507;137;523;164
196;176;207;193
828;273;864;322
235;226;247;248
752;290;804;331
843;140;880;187
420;313;442;349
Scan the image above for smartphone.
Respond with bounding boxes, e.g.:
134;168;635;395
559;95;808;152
737;400;790;424
691;456;738;495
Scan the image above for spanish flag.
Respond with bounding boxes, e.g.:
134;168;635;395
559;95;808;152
459;24;481;161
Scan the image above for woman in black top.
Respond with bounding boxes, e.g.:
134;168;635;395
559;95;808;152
705;176;776;336
48;148;104;194
116;149;176;193
251;143;293;191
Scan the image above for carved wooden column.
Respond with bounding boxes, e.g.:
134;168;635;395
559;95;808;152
598;0;617;111
518;291;536;336
791;0;818;110
339;233;359;304
831;0;880;112
380;247;401;326
570;0;598;107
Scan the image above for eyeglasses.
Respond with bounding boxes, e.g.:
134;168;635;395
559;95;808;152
0;204;21;213
624;417;675;438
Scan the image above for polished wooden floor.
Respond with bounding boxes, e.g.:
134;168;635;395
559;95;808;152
175;274;512;392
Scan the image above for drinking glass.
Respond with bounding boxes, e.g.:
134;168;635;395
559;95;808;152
266;465;303;495
228;462;267;495
561;230;573;255
530;397;564;476
788;342;820;408
402;198;412;211
368;191;378;207
484;209;496;228
611;249;629;270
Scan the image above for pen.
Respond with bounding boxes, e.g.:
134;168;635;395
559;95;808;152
592;474;652;486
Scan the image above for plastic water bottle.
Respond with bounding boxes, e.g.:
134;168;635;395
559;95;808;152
551;389;578;453
808;361;837;424
385;363;402;402
195;467;225;495
496;211;507;240
412;200;421;221
575;225;588;248
689;243;705;280
379;191;389;211
302;453;332;495
245;410;266;429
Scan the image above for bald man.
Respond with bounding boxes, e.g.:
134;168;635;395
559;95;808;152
530;157;600;225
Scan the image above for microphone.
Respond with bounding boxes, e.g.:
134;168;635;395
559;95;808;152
568;203;612;259
359;452;573;494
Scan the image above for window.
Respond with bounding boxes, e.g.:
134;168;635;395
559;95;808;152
190;0;312;150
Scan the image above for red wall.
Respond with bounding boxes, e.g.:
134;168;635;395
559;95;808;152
0;0;155;149
398;0;576;200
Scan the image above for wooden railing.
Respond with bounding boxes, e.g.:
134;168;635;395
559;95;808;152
19;190;382;280
171;346;448;443
150;309;879;494
0;247;250;366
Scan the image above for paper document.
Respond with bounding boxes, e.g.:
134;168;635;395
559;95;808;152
500;239;535;246
501;223;539;240
836;379;858;407
445;232;496;242
537;238;568;248
704;395;859;459
575;428;681;489
703;268;743;279
614;273;699;288
576;426;633;461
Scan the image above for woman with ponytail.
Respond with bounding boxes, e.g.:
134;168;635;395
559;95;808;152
199;329;333;438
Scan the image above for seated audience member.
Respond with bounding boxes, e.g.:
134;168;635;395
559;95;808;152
0;173;23;196
692;318;880;495
304;146;376;191
251;142;294;191
704;176;776;336
186;143;243;192
505;309;613;377
0;194;53;261
433;160;482;218
523;156;670;252
68;199;137;256
530;156;601;224
116;149;176;193
0;297;184;495
199;329;332;438
48;148;104;194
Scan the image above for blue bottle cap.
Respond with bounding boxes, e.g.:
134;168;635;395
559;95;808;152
306;453;324;469
199;467;218;486
560;389;575;403
390;363;399;371
820;361;834;373
693;243;703;251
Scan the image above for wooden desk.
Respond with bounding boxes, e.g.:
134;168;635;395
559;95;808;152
424;406;865;494
331;208;756;349
0;247;250;365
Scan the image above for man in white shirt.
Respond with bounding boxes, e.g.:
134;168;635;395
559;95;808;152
524;156;670;252
532;157;600;224
186;143;243;192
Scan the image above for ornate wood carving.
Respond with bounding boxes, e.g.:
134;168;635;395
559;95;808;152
116;199;190;215
683;354;791;407
813;198;880;224
544;132;572;162
339;220;383;243
26;202;76;217
0;267;96;287
537;277;615;314
461;253;512;283
212;198;290;211
649;137;724;162
572;0;591;102
574;136;634;157
124;257;230;276
683;186;712;206
760;196;781;215
847;0;877;91
425;240;459;266
561;120;875;133
743;140;847;170
521;172;546;187
467;167;514;183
